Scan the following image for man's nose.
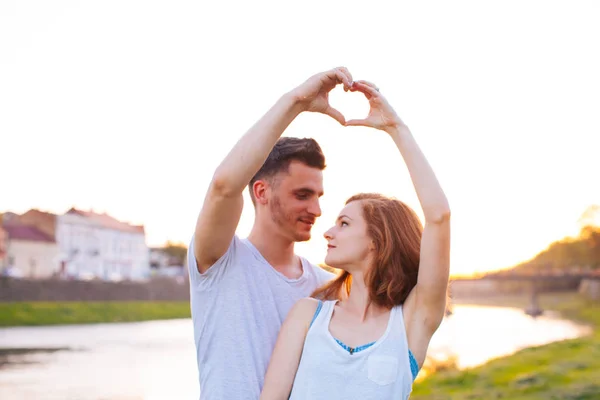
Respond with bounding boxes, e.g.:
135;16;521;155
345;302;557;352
308;199;322;217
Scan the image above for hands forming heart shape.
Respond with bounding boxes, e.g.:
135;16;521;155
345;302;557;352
291;67;406;134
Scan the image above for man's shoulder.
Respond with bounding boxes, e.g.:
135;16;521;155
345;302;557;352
188;234;252;281
303;260;337;282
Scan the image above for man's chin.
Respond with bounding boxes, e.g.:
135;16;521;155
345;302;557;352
293;232;312;242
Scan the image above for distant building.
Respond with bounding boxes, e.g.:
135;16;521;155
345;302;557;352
57;208;150;281
0;225;7;268
2;207;150;281
14;209;57;241
3;223;60;278
1;212;19;225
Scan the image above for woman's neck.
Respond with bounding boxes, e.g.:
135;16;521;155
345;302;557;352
340;271;386;322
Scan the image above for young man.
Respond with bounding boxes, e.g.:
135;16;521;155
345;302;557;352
188;67;354;399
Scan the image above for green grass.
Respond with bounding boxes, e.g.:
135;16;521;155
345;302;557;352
411;293;600;399
0;301;191;326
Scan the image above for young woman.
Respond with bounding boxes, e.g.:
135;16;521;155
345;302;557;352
259;80;451;400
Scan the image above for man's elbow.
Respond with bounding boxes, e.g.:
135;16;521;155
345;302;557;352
209;177;235;199
210;167;246;199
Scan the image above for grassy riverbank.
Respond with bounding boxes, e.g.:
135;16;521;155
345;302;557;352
411;292;600;399
0;302;191;326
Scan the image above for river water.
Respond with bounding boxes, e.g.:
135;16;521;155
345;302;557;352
0;305;592;399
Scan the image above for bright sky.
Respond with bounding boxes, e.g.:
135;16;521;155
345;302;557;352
1;1;599;276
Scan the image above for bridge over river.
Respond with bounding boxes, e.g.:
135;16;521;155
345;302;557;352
449;270;600;317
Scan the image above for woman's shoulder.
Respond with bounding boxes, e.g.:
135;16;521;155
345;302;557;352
294;297;322;312
285;298;323;329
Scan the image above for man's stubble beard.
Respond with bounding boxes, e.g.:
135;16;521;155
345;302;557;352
269;195;310;242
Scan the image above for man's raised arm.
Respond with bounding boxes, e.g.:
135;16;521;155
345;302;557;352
193;67;353;274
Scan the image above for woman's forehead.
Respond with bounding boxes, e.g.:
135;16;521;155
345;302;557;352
339;201;363;217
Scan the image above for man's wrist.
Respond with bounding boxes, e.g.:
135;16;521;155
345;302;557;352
270;91;305;122
282;88;310;113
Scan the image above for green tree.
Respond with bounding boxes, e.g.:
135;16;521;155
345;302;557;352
163;241;188;266
507;205;600;273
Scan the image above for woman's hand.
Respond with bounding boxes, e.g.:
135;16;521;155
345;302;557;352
346;80;406;134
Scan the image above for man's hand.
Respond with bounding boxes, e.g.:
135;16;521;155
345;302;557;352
290;67;353;125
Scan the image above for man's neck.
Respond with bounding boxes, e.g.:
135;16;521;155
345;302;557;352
247;224;301;278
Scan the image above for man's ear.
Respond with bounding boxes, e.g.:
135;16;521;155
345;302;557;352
253;180;269;205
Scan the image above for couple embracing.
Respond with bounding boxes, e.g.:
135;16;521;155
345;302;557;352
187;67;451;400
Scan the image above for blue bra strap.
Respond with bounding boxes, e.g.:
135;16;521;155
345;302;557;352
309;300;323;328
409;350;419;381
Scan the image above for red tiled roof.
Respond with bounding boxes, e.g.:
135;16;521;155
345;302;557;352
21;209;56;222
5;224;55;243
17;209;57;240
67;208;145;234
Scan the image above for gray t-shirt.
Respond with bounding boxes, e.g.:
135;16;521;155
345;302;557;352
187;235;335;400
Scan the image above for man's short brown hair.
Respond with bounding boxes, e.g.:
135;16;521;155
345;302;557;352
249;137;326;204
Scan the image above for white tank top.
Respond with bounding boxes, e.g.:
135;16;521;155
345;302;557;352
289;300;414;400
